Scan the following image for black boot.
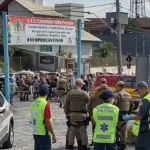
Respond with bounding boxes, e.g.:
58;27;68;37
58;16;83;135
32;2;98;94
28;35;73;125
82;145;87;150
89;141;93;146
120;144;126;150
65;140;69;149
69;145;73;150
77;140;82;150
59;102;62;108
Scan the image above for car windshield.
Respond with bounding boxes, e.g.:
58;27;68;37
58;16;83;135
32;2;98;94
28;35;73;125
119;76;135;88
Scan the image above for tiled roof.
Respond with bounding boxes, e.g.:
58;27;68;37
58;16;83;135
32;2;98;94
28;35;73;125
85;18;108;30
0;0;64;17
136;18;150;28
15;0;64;17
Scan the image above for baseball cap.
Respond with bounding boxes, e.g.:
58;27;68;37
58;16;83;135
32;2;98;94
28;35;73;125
75;78;85;85
134;81;148;92
100;90;114;99
39;84;49;95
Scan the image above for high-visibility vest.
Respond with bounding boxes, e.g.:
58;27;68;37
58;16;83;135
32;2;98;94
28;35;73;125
92;103;119;143
132;93;150;136
30;97;52;135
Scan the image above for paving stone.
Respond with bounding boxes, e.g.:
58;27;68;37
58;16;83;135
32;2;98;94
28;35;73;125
0;97;135;150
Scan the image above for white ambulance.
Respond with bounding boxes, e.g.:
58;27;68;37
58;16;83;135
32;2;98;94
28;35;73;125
0;92;14;148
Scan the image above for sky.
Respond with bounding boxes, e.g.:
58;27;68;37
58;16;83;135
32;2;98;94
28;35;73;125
43;0;150;18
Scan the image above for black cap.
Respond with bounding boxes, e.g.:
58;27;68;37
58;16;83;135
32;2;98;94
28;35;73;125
39;84;49;95
99;89;114;100
134;81;148;92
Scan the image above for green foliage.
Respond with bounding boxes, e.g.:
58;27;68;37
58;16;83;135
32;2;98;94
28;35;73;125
125;19;140;31
56;49;67;57
67;51;73;58
0;61;14;72
56;50;73;58
93;42;116;58
0;29;20;56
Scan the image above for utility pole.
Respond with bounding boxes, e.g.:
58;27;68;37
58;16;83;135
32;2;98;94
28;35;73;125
143;34;145;55
116;0;122;75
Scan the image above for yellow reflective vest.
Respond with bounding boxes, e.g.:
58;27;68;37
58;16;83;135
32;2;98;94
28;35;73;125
132;93;150;136
92;103;119;143
30;97;52;135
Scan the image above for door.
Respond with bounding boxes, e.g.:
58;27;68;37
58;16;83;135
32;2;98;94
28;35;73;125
0;93;9;141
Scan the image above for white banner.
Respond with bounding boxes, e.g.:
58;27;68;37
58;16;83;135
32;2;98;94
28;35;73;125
8;16;76;45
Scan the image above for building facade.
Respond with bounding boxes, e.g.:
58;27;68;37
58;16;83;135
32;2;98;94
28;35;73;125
0;0;100;72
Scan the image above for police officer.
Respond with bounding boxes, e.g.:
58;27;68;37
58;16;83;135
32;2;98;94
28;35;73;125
123;81;150;150
114;81;134;150
88;84;109;117
88;84;109;146
58;75;69;108
93;90;119;150
64;79;90;150
65;124;82;149
30;84;56;150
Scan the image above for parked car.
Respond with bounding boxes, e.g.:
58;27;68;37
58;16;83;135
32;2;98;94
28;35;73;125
0;92;14;149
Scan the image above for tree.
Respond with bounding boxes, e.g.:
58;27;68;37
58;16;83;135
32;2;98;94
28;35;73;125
0;29;20;56
93;42;116;58
125;19;140;31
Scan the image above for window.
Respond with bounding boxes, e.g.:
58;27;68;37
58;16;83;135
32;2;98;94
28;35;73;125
119;77;135;88
40;45;52;52
0;94;4;107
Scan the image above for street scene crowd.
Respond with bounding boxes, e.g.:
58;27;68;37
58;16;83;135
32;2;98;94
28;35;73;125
0;69;149;150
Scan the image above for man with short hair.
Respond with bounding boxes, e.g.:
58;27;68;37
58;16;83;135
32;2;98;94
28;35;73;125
65;79;90;150
115;81;134;150
123;81;150;150
57;75;69;108
30;84;56;150
100;78;107;85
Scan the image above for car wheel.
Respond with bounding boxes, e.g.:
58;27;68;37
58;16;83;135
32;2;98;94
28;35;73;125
3;123;14;149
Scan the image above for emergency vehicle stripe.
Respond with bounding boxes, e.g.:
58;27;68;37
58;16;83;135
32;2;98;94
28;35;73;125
98;116;113;120
96;134;111;139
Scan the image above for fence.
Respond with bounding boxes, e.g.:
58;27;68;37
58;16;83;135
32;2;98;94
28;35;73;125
0;56;32;71
82;55;136;67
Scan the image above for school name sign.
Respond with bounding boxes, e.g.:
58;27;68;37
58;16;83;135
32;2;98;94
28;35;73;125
8;16;76;45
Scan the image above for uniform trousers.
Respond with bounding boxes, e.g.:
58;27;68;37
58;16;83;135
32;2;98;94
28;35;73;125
66;127;81;141
33;135;51;150
94;143;117;150
118;121;127;144
135;132;150;150
68;120;88;145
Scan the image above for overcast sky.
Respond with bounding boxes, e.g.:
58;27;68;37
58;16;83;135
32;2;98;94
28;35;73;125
43;0;150;18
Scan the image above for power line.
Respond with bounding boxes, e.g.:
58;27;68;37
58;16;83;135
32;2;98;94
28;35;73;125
87;11;117;34
84;5;115;18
